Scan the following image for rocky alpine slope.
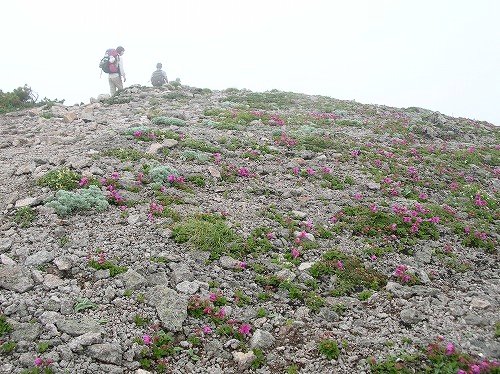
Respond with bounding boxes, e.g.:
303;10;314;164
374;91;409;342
0;85;498;373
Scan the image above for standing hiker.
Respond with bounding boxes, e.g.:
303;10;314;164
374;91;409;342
104;46;126;96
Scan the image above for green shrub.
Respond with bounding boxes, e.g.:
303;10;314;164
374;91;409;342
45;185;109;216
88;260;127;277
186;174;206;187
37;168;80;190
151;116;186;127
370;339;498;374
182;150;209;162
1;341;16;354
172;214;242;259
318;339;340;360
102;148;156;161
0;315;12;337
148;164;179;184
13;206;37;228
181;138;220;153
0;85;63;114
309;249;387;296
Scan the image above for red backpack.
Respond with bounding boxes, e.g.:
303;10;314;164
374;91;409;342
99;49;119;74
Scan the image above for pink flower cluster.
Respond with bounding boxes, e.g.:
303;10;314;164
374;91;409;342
474;193;487;207
275;132;297;147
268;115;285;126
106;184;124;204
34;357;53;368
237;167;251;177
213;152;222;164
394;264;411;283
310;112;337;120
167;175;185;184
79;177;89;187
391;203;440;234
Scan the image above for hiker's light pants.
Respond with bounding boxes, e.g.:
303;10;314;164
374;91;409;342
109;74;123;96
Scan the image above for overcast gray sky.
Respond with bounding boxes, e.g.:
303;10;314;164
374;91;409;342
1;0;499;125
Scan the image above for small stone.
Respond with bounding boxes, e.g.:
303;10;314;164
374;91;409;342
175;281;200;294
25;250;55;266
208;166;221;179
0;264;34;293
249;329;275;349
219;255;240;270
87;343;122;365
291;210;307;219
233;351;256;371
43;274;65;289
298;262;314;271
400;308;424;325
54;256;73;271
470;297;491;309
367;182;381;190
14;197;38;208
119;269;146;290
275;269;296;282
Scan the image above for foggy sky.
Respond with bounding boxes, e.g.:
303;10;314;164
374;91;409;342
1;0;499;125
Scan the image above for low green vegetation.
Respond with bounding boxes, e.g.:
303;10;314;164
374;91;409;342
172;213;242;259
102;148;156;161
45;185;109;216
309;249;387;296
318;339;340;360
370;339;499;373
88;258;127;277
0;85;63;114
13;206;37;228
37;168;80;190
151;116;186;127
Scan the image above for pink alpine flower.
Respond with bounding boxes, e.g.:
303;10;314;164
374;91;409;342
445;342;455;355
369;204;378;213
78;177;89;187
474;194;487;207
142;334;152;345
449;181;459;191
34;357;44;367
238;323;252;336
336;260;344;270
167;175;176;183
202;325;212;334
215;308;226;318
306;167;315;175
237;167;250;177
428;216;440;224
137;172;144;183
213;152;222;164
292;166;300;175
111;171;120;180
291;247;300;259
266;232;276;240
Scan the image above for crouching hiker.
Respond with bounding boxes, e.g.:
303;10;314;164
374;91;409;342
151;63;168;87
